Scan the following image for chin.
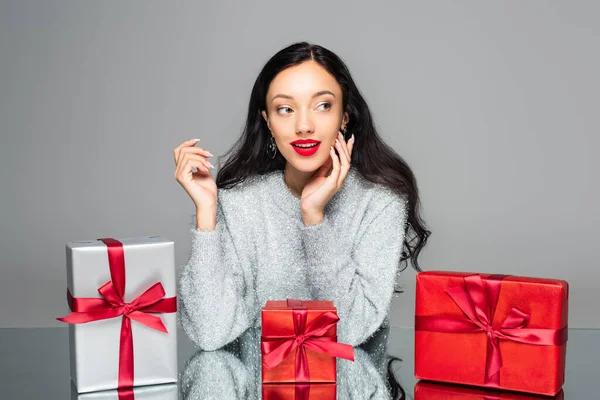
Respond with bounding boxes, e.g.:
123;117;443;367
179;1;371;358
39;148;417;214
285;155;328;173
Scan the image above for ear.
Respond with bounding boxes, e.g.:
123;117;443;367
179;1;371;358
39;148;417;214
342;110;350;128
261;110;272;131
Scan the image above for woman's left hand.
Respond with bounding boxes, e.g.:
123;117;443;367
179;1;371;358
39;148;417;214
301;132;355;225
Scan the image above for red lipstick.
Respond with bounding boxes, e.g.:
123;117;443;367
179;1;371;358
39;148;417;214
290;139;321;157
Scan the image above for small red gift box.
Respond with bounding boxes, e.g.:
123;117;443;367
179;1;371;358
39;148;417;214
262;383;336;400
414;381;564;399
414;271;568;396
261;299;354;384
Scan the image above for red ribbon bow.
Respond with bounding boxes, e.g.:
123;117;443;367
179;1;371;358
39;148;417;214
57;238;177;391
415;274;567;386
261;299;355;384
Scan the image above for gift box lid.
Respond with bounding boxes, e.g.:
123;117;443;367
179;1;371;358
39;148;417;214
263;299;336;311
415;270;569;328
67;235;173;250
417;270;569;286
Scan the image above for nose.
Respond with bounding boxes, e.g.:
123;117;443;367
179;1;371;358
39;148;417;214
295;110;315;135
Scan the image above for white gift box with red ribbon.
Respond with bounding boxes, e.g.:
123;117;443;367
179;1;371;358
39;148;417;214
58;236;178;393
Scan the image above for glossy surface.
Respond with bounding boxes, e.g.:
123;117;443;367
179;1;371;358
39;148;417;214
0;326;597;398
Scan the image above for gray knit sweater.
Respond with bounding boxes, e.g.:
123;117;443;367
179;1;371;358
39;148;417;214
177;167;408;350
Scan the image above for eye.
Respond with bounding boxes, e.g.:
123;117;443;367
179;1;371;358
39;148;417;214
276;106;293;115
316;102;332;111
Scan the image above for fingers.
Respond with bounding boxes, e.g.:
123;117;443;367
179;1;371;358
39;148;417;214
176;147;214;168
175;156;208;181
174;153;214;181
314;155;333;178
329;145;341;184
174;139;199;164
347;134;355;158
336;132;351;165
173;139;214;165
335;133;351;188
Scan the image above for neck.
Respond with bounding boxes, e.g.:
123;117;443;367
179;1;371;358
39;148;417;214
283;164;316;198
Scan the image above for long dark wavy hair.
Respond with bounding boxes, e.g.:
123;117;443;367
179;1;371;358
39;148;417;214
216;41;430;272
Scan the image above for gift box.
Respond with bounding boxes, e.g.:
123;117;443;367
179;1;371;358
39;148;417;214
262;383;336;400
261;299;354;384
414;381;564;399
414;271;568;396
71;381;177;400
58;237;178;393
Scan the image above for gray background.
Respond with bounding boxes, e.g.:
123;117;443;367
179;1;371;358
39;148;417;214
1;1;598;329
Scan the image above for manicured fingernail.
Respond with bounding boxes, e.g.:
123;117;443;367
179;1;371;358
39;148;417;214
351;134;355;142
193;138;200;142
206;151;214;157
207;161;215;169
335;139;340;145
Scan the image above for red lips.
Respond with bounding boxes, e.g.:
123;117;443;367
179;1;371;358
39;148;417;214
291;139;321;145
290;139;321;156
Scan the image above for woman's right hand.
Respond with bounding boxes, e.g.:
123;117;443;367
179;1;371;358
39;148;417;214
173;139;217;210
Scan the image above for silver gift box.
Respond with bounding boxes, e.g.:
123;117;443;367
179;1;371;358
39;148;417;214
71;382;178;400
64;236;178;393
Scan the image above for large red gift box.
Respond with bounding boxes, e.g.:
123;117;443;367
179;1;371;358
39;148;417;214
415;271;568;396
414;381;564;399
262;383;336;399
261;299;354;384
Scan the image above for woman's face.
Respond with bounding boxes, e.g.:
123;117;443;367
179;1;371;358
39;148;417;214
262;61;349;172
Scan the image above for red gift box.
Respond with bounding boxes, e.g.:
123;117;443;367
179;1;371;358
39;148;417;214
261;299;354;384
414;271;568;396
262;383;336;400
414;381;564;399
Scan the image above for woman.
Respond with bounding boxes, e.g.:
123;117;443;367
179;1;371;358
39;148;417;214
174;42;430;351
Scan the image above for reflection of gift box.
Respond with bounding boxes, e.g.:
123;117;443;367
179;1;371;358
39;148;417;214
415;271;568;396
71;382;177;400
414;381;564;400
261;299;354;384
58;237;178;393
262;383;336;400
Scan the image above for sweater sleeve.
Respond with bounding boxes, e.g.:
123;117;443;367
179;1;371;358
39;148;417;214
301;194;408;346
177;202;256;351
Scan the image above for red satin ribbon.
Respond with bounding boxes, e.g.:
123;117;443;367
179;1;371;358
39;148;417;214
295;384;310;400
57;238;177;391
483;395;499;400
262;299;355;383
415;274;567;386
117;388;135;400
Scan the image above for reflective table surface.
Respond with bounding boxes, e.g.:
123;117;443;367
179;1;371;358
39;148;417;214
1;326;597;399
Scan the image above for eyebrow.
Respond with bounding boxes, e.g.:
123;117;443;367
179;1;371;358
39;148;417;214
271;90;336;102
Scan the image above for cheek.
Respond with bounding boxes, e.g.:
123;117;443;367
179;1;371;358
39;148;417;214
270;119;293;135
320;113;343;132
